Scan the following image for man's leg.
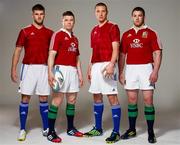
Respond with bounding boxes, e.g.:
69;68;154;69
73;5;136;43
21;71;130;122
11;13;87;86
143;90;156;143
18;94;30;141
47;92;64;143
106;94;121;143
66;93;83;137
84;94;103;137
121;90;138;139
39;95;49;136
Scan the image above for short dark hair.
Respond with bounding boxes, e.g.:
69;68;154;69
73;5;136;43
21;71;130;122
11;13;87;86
132;7;145;16
32;4;45;12
95;2;108;12
62;11;75;18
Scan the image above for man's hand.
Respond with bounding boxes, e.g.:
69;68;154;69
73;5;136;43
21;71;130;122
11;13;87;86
48;71;55;88
11;69;18;83
149;71;158;84
119;73;125;85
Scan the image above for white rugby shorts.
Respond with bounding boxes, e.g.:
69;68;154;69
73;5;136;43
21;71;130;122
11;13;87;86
53;65;79;93
125;63;155;90
89;62;118;95
19;64;50;95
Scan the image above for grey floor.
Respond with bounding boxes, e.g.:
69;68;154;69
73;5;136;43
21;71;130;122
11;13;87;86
0;104;180;145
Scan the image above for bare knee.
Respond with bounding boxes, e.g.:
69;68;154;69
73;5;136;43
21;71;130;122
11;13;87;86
39;95;48;102
94;94;103;103
108;95;119;106
21;95;30;103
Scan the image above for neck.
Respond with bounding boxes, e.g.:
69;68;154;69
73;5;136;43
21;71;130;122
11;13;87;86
63;27;72;33
33;22;43;29
99;20;108;27
133;23;145;31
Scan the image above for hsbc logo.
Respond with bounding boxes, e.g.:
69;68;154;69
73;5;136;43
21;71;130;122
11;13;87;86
68;42;77;52
130;39;143;48
133;39;140;43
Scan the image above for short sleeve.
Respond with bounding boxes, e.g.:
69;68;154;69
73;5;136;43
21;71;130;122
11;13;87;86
110;24;120;42
120;33;127;54
151;31;163;51
49;32;60;51
16;29;26;47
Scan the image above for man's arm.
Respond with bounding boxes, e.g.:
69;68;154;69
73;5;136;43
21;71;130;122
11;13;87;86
87;53;92;82
104;41;119;77
11;46;23;83
118;52;126;85
48;50;57;87
77;56;83;87
149;50;162;83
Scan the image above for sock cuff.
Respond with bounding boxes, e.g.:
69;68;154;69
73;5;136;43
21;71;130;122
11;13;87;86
39;102;48;107
145;106;155;112
49;104;58;112
128;104;137;109
66;103;75;109
111;105;121;109
20;102;29;107
94;102;104;106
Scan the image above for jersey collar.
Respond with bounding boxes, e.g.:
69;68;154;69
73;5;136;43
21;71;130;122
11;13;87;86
60;28;73;38
132;24;148;33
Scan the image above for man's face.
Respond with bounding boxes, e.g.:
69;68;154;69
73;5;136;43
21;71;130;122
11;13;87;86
95;6;108;23
132;10;145;27
32;10;45;25
62;15;75;31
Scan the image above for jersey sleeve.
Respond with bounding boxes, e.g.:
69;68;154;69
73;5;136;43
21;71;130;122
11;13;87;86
76;38;80;56
151;31;163;51
16;29;26;47
49;32;61;51
120;33;127;54
110;24;120;42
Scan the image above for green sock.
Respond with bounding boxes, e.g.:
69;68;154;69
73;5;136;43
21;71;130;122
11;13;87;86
48;104;58;132
66;103;75;130
128;104;138;130
144;106;155;131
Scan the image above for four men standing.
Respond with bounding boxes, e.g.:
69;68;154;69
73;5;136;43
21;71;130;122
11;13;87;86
11;2;162;144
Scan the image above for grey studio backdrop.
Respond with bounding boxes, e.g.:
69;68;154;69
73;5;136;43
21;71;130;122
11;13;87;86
0;0;180;135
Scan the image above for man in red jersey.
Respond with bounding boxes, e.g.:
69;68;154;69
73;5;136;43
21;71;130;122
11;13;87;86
47;11;83;143
119;7;162;143
84;2;121;143
11;4;53;141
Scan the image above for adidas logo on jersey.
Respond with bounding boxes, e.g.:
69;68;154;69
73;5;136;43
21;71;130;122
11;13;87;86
30;32;35;35
64;37;69;40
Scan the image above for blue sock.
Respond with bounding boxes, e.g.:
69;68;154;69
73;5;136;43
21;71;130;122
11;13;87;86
19;102;29;130
94;103;104;130
40;101;49;130
111;105;121;133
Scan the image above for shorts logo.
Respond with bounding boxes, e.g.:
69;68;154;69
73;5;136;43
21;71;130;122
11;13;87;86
130;39;143;48
142;31;148;38
68;42;78;52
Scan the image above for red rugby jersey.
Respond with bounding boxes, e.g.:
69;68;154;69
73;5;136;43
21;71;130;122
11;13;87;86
16;24;53;64
91;21;120;63
50;28;79;67
120;25;162;64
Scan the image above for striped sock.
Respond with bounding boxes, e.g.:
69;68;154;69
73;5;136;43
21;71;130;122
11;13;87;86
39;101;49;130
128;104;138;130
48;105;58;132
111;105;121;133
66;103;75;130
94;103;104;130
144;106;155;131
19;102;29;130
